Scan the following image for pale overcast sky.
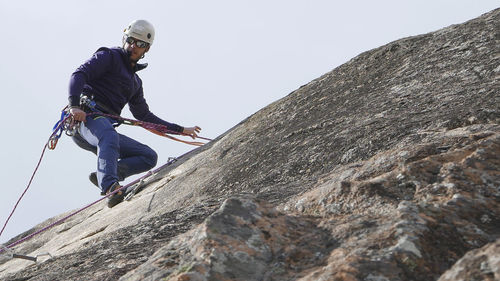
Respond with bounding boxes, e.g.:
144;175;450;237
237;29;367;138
0;1;498;244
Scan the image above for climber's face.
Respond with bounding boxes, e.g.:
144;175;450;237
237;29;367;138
123;36;150;62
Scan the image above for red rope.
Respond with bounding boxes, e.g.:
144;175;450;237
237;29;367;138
0;111;210;251
0;143;48;239
0;169;154;253
0;116;70;240
88;112;212;145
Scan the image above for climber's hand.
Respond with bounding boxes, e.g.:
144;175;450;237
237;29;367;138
183;126;201;139
70;107;87;122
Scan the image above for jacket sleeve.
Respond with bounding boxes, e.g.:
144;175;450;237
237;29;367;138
68;48;113;107
129;86;184;134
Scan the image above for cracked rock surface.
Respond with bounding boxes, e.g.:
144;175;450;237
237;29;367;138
1;7;499;281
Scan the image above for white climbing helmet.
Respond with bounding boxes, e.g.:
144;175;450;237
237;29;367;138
123;20;155;45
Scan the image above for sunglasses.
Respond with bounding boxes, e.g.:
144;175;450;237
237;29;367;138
125;36;149;48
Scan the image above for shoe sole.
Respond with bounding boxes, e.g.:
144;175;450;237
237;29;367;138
106;183;125;208
107;192;125;208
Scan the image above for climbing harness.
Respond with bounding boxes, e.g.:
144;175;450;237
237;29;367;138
80;95;211;145
49;103;211;150
0;106;211;260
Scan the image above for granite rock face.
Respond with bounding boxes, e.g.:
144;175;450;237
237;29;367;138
438;239;500;281
120;197;334;281
119;124;500;281
1;8;499;281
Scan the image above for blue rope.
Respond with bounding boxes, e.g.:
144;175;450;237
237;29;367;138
51;110;69;140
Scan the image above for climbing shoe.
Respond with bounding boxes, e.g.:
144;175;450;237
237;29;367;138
106;182;125;208
89;172;98;187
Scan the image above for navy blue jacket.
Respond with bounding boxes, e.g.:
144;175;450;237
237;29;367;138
68;47;183;133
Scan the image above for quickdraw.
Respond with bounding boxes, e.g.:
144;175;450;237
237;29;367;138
0;107;210;253
48;107;79;150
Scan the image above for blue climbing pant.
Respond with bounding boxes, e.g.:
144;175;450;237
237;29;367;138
73;116;158;193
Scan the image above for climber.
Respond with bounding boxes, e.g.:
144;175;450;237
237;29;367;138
67;19;201;207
